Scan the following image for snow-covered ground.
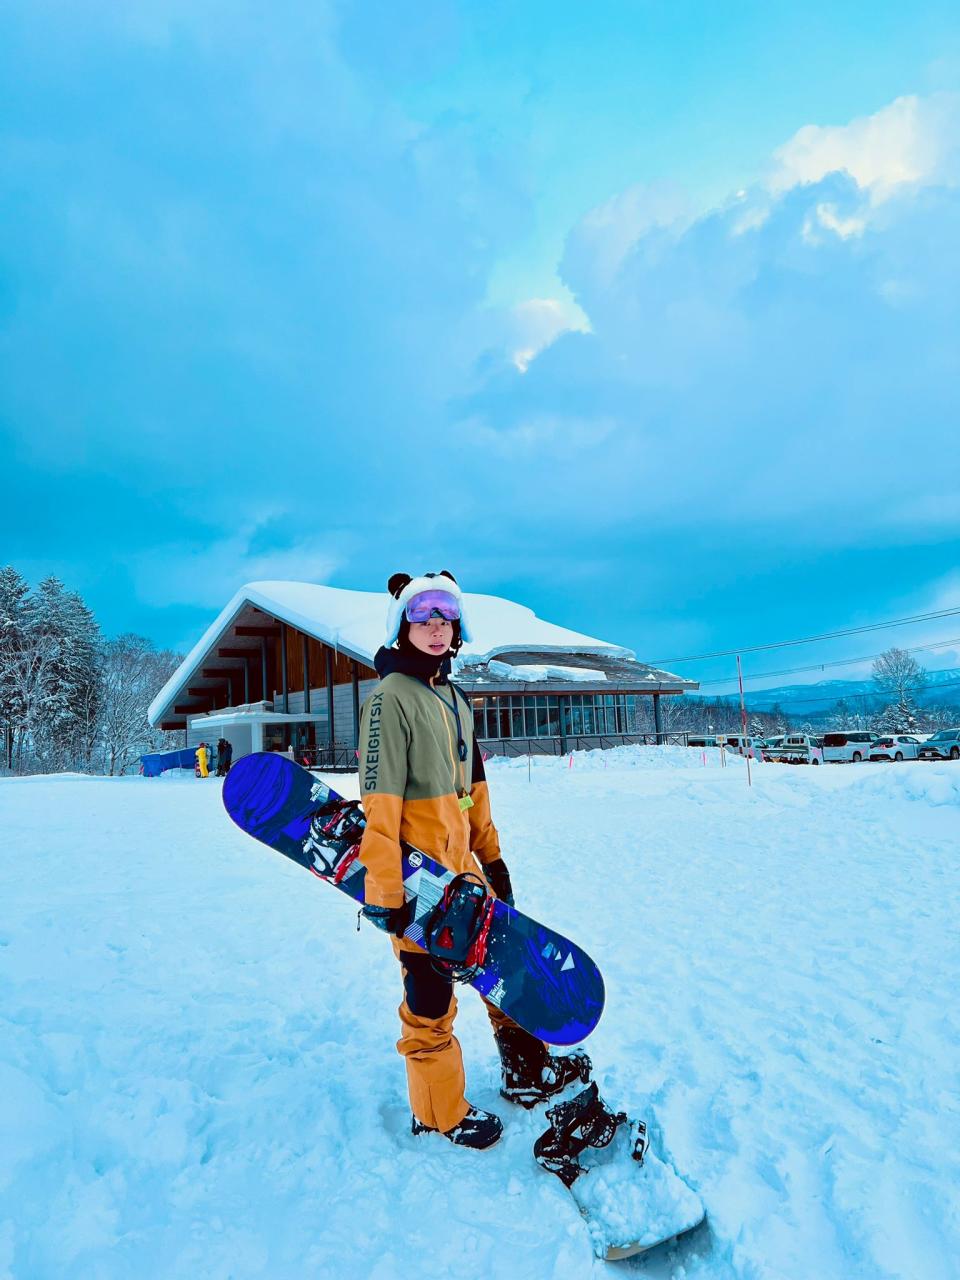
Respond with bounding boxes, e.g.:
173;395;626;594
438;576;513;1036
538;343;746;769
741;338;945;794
2;749;959;1279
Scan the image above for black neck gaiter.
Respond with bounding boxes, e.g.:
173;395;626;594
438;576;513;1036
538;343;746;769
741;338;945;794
373;645;452;685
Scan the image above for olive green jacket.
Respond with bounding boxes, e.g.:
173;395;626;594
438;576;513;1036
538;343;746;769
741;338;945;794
357;672;501;936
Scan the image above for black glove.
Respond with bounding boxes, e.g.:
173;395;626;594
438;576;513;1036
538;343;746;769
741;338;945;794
485;858;514;907
361;900;414;937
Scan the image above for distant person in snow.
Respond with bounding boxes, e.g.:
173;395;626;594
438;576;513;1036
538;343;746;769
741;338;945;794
216;738;233;776
356;571;589;1150
195;742;210;778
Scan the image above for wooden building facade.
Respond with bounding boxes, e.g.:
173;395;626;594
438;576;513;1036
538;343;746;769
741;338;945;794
148;585;698;767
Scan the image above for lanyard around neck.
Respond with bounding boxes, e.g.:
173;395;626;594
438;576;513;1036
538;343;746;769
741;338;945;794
427;683;468;763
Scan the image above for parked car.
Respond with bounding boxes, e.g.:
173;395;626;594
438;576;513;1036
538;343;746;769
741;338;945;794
721;735;758;757
869;735;922;762
822;731;875;763
917;728;960;761
763;734;823;765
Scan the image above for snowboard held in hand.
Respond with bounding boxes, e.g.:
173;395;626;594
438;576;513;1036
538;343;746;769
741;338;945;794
222;752;604;1044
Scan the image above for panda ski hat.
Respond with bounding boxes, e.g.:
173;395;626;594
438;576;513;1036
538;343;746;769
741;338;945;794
384;571;474;649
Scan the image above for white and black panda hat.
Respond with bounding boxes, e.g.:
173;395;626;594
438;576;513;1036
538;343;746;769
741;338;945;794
384;570;474;648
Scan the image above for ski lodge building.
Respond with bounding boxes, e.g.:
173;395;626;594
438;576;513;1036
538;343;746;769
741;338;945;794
147;582;698;765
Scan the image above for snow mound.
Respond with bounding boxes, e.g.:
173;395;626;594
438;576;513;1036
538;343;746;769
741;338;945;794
850;763;960;808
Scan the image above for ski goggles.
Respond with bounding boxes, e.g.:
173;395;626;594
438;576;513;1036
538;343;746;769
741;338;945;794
404;589;461;624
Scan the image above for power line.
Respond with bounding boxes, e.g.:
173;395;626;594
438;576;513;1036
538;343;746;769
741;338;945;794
696;636;960;691
653;606;960;666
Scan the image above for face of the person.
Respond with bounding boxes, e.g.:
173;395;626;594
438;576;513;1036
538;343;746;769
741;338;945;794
407;616;453;657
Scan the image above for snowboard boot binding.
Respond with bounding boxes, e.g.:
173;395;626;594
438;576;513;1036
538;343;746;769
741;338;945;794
411;1105;503;1150
533;1081;647;1188
495;1025;592;1109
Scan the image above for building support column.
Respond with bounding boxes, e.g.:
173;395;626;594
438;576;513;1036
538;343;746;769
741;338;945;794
302;635;311;713
242;658;250;704
559;694;568;754
252;721;265;752
280;623;289;714
261;638;269;705
326;649;335;746
351;660;361;750
653;692;663;743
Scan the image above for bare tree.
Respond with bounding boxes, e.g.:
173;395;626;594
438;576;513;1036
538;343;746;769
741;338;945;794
871;647;927;736
872;647;927;704
98;635;182;775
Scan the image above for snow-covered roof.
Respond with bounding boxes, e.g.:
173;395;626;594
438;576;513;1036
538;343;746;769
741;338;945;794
148;581;637;726
486;660;606;683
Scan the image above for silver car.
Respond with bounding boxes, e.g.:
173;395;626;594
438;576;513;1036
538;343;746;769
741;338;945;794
917;729;960;761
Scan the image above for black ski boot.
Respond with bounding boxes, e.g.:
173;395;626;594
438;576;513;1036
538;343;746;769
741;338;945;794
495;1025;592;1109
411;1105;503;1150
533;1081;647;1187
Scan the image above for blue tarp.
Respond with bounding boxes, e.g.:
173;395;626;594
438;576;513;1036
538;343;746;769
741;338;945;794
141;747;198;777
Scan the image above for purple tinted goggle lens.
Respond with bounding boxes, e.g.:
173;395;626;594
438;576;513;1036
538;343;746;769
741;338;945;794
405;590;461;624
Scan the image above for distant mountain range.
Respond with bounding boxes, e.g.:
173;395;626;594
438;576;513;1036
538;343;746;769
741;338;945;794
708;667;960;715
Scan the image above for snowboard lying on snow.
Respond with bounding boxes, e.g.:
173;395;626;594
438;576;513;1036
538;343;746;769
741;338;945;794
223;752;704;1257
532;1080;705;1260
222;752;604;1044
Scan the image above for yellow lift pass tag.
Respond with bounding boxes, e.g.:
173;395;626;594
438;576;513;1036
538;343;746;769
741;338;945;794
458;793;475;812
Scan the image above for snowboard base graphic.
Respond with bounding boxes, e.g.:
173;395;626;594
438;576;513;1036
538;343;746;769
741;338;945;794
222;752;604;1045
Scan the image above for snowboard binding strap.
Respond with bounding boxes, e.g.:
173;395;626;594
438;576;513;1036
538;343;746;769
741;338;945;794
303;801;367;882
534;1082;647;1188
310;799;366;844
422;872;496;982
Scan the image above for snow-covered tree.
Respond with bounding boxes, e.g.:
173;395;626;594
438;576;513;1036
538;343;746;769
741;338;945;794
749;717;766;739
29;577;102;771
872;698;923;735
0;566;33;770
922;703;959;731
769;703;789;734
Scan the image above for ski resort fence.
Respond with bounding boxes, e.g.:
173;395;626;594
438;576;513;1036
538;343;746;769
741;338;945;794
478;732;690;758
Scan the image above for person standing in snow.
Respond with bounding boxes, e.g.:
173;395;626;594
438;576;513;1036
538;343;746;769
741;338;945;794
195;742;210;778
356;571;589;1150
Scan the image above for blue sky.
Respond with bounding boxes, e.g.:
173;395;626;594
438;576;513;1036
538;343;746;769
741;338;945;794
2;0;959;690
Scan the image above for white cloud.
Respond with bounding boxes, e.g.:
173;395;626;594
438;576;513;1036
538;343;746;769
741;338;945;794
128;526;342;609
567;182;691;288
802;201;867;244
509;296;589;372
771;92;960;200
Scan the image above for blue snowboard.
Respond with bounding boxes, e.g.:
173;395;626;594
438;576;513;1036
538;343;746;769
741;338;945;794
223;752;604;1045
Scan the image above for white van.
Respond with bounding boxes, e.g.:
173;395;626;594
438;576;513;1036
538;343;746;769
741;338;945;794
766;734;824;765
822;731;875;763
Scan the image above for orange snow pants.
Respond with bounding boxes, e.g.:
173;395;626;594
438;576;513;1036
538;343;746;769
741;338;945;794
396;949;519;1132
